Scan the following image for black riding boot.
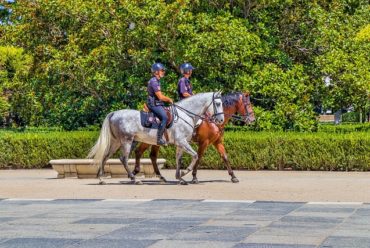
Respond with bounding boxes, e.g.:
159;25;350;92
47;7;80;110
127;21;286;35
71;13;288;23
157;125;167;146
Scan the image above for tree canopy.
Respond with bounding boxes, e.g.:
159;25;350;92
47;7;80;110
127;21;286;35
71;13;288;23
0;0;369;130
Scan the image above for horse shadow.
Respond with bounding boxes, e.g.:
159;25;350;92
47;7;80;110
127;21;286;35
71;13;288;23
86;179;229;186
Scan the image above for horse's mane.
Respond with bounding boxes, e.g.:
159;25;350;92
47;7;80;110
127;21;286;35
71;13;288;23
222;92;243;107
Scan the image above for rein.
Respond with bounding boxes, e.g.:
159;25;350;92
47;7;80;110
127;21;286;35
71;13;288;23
230;114;249;123
172;92;223;129
171;104;200;129
172;104;205;120
220;113;249;123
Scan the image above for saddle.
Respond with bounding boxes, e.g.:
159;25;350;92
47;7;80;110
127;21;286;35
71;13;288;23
140;104;174;129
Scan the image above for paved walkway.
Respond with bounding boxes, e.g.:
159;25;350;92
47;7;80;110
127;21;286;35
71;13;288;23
1;169;370;247
1;169;370;202
1;198;370;247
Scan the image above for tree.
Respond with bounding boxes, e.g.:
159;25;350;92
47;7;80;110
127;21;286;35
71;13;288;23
0;46;34;126
0;0;368;129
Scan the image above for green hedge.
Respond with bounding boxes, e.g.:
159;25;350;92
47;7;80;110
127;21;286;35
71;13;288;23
0;130;369;171
317;123;370;133
0;131;97;169
225;123;370;133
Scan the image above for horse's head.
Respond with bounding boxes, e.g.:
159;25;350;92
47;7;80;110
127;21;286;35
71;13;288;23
207;91;224;124
237;92;255;124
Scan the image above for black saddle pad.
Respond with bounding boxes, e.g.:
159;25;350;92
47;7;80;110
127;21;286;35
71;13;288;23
140;111;161;129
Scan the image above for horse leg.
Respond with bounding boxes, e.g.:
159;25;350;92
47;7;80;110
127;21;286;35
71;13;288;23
214;141;239;183
191;141;209;184
179;142;198;179
149;145;166;184
120;139;142;185
97;141;120;185
175;146;187;184
134;143;150;176
98;155;109;185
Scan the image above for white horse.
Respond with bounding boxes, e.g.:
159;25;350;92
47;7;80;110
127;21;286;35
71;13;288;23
88;92;224;185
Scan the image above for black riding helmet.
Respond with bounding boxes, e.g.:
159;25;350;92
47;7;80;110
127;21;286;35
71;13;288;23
179;63;195;74
151;63;166;73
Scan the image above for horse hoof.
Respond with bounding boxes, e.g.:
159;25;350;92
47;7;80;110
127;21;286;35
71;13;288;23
99;181;106;185
231;177;239;183
160;177;167;184
190;179;199;184
175;173;180;180
178;180;188;185
135;180;143;185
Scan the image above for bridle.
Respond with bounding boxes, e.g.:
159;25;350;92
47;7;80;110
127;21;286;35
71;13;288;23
231;93;254;124
242;94;254;123
204;92;224;122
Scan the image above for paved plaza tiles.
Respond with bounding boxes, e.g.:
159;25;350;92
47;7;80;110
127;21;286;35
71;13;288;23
0;199;370;247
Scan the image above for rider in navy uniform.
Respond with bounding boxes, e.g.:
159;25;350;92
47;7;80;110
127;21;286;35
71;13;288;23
177;63;195;100
147;63;173;146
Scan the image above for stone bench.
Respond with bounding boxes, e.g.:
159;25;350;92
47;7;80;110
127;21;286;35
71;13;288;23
49;158;165;179
319;114;335;122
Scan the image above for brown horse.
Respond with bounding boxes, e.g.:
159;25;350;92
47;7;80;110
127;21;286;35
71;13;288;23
133;92;255;184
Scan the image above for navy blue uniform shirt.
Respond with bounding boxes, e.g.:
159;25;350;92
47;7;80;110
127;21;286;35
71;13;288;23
177;77;193;100
147;77;161;99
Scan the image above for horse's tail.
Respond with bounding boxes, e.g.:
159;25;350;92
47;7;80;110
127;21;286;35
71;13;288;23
87;113;114;166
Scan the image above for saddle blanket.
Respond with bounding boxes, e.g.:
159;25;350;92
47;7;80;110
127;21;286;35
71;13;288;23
140;111;173;129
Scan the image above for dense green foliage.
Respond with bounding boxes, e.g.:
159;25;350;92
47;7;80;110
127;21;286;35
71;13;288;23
0;0;369;130
0;130;369;170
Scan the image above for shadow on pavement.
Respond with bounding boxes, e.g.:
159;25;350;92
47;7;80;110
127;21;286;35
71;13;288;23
86;179;230;186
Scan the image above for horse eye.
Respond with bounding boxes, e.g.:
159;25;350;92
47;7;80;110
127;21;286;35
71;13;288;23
216;102;221;107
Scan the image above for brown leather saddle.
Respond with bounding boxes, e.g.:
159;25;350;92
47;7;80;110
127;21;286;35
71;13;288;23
140;104;174;129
